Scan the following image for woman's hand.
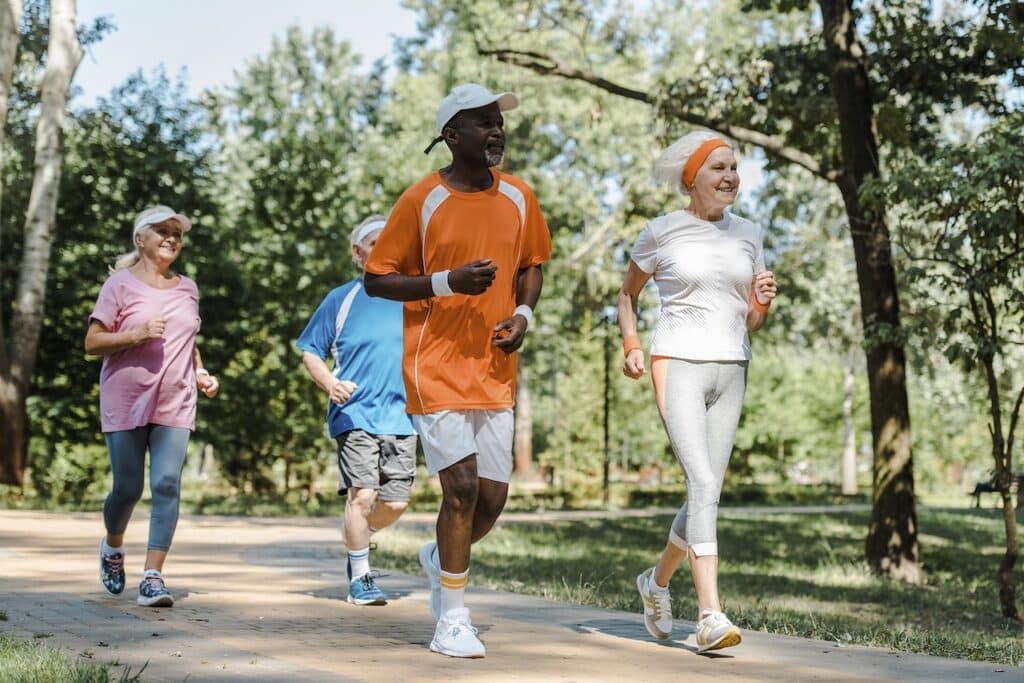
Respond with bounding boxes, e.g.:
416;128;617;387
753;271;778;305
134;318;166;343
197;372;219;398
623;349;646;379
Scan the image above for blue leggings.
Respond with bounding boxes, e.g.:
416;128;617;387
103;425;190;551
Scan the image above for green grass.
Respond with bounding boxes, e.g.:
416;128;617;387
0;635;143;682
371;507;1024;665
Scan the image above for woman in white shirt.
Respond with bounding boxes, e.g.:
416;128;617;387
618;131;777;653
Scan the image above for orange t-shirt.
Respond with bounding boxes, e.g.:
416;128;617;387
364;169;552;414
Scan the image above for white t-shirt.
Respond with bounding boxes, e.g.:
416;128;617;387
630;209;765;362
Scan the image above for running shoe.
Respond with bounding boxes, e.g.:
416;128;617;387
99;542;125;595
137;573;174;607
419;541;441;620
695;609;741;652
636;567;672;640
430;607;485;658
347;572;387;605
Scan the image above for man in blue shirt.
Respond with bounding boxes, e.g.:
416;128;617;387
297;214;417;605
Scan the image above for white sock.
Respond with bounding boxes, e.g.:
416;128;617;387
349;547;371;579
439;568;469;615
143;569;161;579
101;538;123;555
649;573;669;593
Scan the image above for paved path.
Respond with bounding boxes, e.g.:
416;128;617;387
0;510;1016;682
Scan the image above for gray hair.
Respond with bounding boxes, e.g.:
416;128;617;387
653;130;732;196
111;224;151;271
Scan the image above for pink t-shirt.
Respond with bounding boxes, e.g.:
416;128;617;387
89;268;202;432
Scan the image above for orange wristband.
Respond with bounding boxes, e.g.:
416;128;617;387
623;334;642;357
751;295;771;314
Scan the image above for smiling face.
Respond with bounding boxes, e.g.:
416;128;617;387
689;146;740;212
137;219;184;266
444;102;506;168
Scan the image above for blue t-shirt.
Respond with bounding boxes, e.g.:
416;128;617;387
296;278;414;438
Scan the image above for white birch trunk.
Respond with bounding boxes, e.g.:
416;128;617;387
0;0;82;485
841;346;858;495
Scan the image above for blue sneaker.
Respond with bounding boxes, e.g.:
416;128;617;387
99;542;125;595
137;572;174;607
347;572;387;605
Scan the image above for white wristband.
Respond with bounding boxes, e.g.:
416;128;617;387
195;368;210;377
431;270;454;297
514;304;534;329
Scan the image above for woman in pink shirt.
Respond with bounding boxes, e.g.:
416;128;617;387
85;205;219;607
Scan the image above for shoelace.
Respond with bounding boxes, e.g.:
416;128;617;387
446;617;479;637
652;590;671;621
142;576;166;593
358;574;378;591
103;554;124;573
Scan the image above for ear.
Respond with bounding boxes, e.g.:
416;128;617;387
441;124;458;147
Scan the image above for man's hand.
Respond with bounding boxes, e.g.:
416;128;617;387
492;314;528;354
329;379;358;404
448;259;498;295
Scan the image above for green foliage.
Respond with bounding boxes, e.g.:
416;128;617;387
0;634;142;682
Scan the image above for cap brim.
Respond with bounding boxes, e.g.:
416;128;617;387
495;92;519;112
169;213;193;233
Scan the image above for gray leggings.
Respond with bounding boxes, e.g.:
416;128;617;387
103;425;190;551
662;359;747;557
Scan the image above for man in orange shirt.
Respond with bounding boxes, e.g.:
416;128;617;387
364;83;551;659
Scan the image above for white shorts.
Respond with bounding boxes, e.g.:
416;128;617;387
411;409;514;483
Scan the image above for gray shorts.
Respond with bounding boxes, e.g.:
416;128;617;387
334;430;417;502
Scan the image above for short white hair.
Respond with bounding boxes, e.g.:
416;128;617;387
349;214;387;249
652;130;732;196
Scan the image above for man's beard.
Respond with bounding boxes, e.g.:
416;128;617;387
485;149;505;167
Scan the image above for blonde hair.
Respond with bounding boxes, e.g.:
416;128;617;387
653;130;732;196
111;227;148;271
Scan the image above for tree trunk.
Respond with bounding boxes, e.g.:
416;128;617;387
841;346;857;495
513;364;534;477
998;492;1020;619
820;0;920;582
0;0;22;229
0;0;83;486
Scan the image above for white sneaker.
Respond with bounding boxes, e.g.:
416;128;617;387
419;541;441;620
695;609;741;652
430;607;485;658
636;567;672;640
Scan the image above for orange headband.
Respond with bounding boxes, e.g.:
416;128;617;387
681;138;730;189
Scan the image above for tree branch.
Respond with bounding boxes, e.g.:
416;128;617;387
480;47;841;182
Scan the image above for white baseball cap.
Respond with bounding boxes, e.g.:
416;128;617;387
133;205;192;237
424;83;519;154
435;83;519;134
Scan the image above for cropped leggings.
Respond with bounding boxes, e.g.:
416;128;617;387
103;425;190;551
661;359;747;557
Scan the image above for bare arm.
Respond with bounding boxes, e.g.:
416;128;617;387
84;319;164;357
193;344;219;398
619;261;653;379
364;259;501;301
746;270;778;332
493;265;544;353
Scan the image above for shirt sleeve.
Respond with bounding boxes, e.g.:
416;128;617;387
629;222;658;274
519;185;552;268
753;224;766;275
364;191;423;277
296;289;341;359
89;276;121;330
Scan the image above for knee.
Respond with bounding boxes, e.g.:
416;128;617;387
111;476;144;505
151;473;181;501
442;476;479;514
347;488;378;516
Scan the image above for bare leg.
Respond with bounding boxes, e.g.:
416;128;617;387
344;487;378;550
144;548;168;572
689;550;722;617
436;456;479;573
367;500;408;532
653;539;688;588
470;478;508;543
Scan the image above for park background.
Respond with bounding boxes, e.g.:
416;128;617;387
1;0;1023;676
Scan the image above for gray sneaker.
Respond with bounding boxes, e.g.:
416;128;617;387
137;573;174;607
636;567;672;639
